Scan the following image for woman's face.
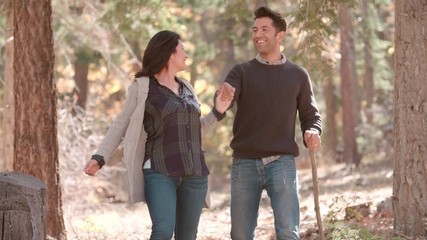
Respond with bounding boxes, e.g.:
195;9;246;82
170;40;188;72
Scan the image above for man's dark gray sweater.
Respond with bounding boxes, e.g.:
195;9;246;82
225;58;322;158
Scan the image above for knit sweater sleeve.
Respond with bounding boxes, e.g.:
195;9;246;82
95;81;139;163
224;64;243;106
296;67;322;144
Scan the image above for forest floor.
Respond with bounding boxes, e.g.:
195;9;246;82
62;153;395;240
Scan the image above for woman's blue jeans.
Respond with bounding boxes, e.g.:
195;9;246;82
144;169;208;240
230;155;300;240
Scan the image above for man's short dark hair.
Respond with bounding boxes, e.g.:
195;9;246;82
254;6;287;33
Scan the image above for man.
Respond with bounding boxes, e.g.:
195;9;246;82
220;6;322;240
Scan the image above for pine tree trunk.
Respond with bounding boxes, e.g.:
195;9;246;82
322;65;337;161
393;0;427;237
211;16;235;84
362;0;374;124
11;0;66;239
73;48;90;114
198;9;235;84
338;4;360;167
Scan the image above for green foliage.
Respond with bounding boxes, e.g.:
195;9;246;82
175;0;223;9
350;0;394;156
53;0;112;73
323;195;393;239
327;221;383;240
287;1;339;86
221;0;253;47
100;0;174;40
353;0;394;93
289;0;358;73
75;46;102;65
288;0;395;159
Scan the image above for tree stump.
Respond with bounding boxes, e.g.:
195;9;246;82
0;172;47;240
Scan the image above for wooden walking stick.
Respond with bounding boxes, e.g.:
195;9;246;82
309;150;325;239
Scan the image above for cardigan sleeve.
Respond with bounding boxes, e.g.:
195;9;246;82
180;78;221;136
95;81;139;164
200;110;219;136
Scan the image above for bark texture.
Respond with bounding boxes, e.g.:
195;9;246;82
0;172;47;240
11;0;66;238
393;0;427;237
339;4;360;166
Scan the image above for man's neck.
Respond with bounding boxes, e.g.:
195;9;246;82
258;53;282;63
256;53;287;65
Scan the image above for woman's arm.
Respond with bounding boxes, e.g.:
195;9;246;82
84;81;139;176
200;83;235;135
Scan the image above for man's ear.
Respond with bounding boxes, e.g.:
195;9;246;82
277;31;285;41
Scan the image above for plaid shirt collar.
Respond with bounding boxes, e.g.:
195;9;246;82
255;53;287;65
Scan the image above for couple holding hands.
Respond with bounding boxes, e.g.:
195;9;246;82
84;6;321;240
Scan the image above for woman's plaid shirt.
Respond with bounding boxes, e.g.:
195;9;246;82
143;77;209;177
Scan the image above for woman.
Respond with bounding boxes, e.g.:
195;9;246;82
84;30;234;239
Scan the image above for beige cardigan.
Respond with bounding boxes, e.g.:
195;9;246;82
96;77;218;205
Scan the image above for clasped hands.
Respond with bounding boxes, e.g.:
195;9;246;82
215;83;235;114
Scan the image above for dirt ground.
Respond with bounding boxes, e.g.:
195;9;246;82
62;154;394;240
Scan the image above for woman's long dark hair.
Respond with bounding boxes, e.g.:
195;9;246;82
135;30;181;78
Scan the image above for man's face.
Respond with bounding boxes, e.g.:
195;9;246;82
252;17;283;56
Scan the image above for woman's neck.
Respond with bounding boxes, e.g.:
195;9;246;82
155;69;176;84
155;69;180;95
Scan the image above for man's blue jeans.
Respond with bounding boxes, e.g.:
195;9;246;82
230;155;300;240
144;169;208;240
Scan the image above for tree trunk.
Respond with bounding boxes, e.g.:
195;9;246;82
338;4;360;167
393;0;427;237
322;64;337;162
215;35;235;84
199;9;236;84
1;0;15;172
73;48;90;114
11;0;66;239
206;19;236;84
361;0;374;125
0;172;47;240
